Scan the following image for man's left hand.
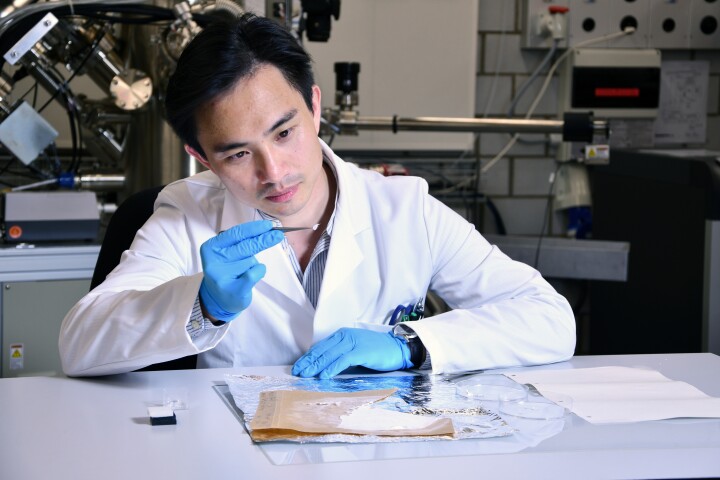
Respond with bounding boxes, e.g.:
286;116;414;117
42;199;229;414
292;327;413;379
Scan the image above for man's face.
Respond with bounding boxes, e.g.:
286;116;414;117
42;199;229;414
189;64;324;221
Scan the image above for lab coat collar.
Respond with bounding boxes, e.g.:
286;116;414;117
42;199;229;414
314;140;371;304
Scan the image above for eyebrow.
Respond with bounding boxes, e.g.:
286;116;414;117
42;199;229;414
211;109;299;154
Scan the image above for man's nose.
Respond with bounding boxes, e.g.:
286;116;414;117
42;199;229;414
256;148;284;183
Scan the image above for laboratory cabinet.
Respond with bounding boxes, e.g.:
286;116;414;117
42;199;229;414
0;245;98;377
1;279;90;377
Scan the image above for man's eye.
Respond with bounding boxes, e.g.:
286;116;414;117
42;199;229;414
227;151;247;161
278;128;292;139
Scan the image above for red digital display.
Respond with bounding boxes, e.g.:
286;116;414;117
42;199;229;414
595;88;640;98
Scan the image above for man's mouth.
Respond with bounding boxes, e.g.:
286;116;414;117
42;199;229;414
265;184;299;203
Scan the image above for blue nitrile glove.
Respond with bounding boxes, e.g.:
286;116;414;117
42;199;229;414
199;220;283;322
292;327;413;379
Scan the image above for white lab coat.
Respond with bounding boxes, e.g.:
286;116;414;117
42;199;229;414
59;140;576;376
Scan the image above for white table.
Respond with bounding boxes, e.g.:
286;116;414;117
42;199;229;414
1;353;719;480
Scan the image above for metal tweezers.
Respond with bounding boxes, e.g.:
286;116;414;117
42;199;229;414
272;224;320;232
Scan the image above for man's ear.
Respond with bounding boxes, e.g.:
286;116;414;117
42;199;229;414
311;84;322;134
185;145;212;171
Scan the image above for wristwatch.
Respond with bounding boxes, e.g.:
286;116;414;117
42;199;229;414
393;323;427;368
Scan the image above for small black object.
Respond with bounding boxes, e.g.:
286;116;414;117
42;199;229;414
148;407;177;426
562;112;594;143
334;62;360;94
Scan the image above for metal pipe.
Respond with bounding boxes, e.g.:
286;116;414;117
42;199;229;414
592;119;609;138
352;116;565;134
346;115;608;138
76;173;125;191
0;0;37;19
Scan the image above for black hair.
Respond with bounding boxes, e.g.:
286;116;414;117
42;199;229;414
164;13;315;158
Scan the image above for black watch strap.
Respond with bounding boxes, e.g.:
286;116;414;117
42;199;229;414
406;335;426;367
393;324;427;368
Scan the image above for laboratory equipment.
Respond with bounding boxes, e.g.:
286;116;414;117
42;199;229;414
3;190;99;242
454;373;571;420
455;374;529;403
0;2;610;207
321;61;608;144
0;1;344;199
554;47;662;237
558;48;662;119
498;390;572;420
0;1;242;202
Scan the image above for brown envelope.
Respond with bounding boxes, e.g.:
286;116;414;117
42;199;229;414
249;388;455;441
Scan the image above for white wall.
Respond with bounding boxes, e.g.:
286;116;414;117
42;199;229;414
305;0;478;151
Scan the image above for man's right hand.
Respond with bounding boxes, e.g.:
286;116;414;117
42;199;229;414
199;220;283;322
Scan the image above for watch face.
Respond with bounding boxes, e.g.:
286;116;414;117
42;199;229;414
393;324;418;340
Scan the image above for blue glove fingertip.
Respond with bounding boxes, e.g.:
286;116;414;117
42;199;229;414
294;366;315;378
291;360;304;376
227;219;274;241
245;263;267;284
291;355;313;377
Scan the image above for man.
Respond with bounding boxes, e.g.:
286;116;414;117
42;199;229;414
59;13;575;377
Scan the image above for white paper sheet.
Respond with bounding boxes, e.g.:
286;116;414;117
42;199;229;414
654;61;709;144
505;366;720;424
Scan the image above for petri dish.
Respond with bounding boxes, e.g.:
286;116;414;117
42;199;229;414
162;387;189;410
455;374;528;403
499;391;572;420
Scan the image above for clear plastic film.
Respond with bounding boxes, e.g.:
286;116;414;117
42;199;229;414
225;373;516;444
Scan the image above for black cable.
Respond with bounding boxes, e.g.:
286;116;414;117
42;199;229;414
48;142;61;175
32;81;38;107
25;157;53;179
64;28;110;173
43;142;62;177
34;62;79;172
0;157;15;179
472;136;483;226
0;2;217;181
35;70;71;114
0;4;181;71
64;98;79;173
74;111;84;173
533;162;561;269
0;169;42;183
484;196;507;235
37;27;106;115
16;80;38;104
33;27;108;174
80;12;174;25
57;66;83;173
571;279;589;315
410;164;471;216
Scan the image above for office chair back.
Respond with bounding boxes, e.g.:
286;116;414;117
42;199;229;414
92;186;198;371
